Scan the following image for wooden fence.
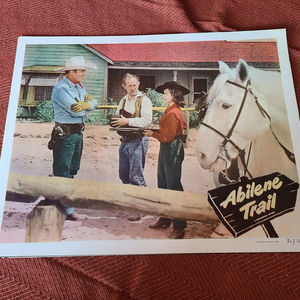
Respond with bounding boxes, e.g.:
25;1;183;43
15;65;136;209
7;173;218;242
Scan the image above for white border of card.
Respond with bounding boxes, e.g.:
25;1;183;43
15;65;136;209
1;29;300;257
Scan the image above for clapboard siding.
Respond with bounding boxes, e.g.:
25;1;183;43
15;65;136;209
23;44;107;105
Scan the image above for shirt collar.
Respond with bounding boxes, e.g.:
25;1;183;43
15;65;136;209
126;90;142;101
165;103;180;113
63;76;82;89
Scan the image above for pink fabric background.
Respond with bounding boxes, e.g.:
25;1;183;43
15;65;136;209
1;1;300;298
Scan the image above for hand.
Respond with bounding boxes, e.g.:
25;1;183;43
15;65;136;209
144;130;153;137
71;101;91;112
110;115;129;127
84;94;94;101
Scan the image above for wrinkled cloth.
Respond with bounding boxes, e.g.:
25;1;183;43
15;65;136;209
1;1;300;299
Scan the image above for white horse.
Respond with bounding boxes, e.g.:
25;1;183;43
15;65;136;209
196;59;298;237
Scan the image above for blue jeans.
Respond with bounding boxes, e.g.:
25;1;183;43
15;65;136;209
119;137;149;186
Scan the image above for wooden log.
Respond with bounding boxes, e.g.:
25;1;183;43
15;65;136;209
25;199;66;242
7;172;219;224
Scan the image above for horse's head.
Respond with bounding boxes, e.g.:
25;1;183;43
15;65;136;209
196;59;270;173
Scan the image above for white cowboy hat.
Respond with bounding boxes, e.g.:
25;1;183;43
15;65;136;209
56;56;97;71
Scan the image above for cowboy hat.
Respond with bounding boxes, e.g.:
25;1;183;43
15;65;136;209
55;56;97;71
155;81;190;95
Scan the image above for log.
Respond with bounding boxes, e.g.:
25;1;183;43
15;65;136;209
6;172;219;224
25;199;66;242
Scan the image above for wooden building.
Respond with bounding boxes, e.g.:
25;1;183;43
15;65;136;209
19;44;111;113
90;40;279;106
19;40;279;113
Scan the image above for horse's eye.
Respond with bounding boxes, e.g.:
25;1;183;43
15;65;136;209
222;103;232;110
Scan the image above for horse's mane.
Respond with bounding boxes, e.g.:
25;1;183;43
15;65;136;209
248;67;283;98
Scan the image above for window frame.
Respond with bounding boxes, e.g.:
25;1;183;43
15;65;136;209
19;66;63;107
191;75;208;103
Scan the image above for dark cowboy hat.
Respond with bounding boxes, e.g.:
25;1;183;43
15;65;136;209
155;81;190;95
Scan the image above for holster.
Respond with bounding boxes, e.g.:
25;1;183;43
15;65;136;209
47;122;85;150
47;126;65;150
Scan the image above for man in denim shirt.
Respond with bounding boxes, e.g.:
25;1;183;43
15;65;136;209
50;56;97;221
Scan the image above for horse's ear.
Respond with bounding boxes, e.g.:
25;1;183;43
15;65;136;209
236;59;249;83
218;61;231;74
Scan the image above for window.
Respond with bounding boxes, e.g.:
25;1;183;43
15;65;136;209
138;75;155;91
193;77;208;103
34;86;53;101
20;73;60;103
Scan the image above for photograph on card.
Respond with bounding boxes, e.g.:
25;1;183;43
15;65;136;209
0;31;299;254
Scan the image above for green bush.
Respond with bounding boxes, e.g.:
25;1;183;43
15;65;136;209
189;109;200;128
145;88;200;128
17;106;31;119
34;101;54;122
85;108;116;125
29;92;200;128
85;111;109;125
145;88;165;124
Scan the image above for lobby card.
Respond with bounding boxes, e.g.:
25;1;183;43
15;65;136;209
0;29;299;256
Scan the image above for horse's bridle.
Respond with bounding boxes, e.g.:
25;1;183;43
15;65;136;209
198;79;296;181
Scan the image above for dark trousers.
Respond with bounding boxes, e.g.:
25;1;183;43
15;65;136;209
53;133;83;178
158;139;187;230
52;133;83;215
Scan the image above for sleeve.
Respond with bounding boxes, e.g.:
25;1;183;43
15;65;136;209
152;113;179;143
52;86;90;117
88;98;97;110
128;96;153;128
83;89;97;110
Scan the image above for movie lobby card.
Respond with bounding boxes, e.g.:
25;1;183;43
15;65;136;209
0;29;299;256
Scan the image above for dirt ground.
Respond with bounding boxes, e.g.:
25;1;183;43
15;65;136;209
0;121;224;243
